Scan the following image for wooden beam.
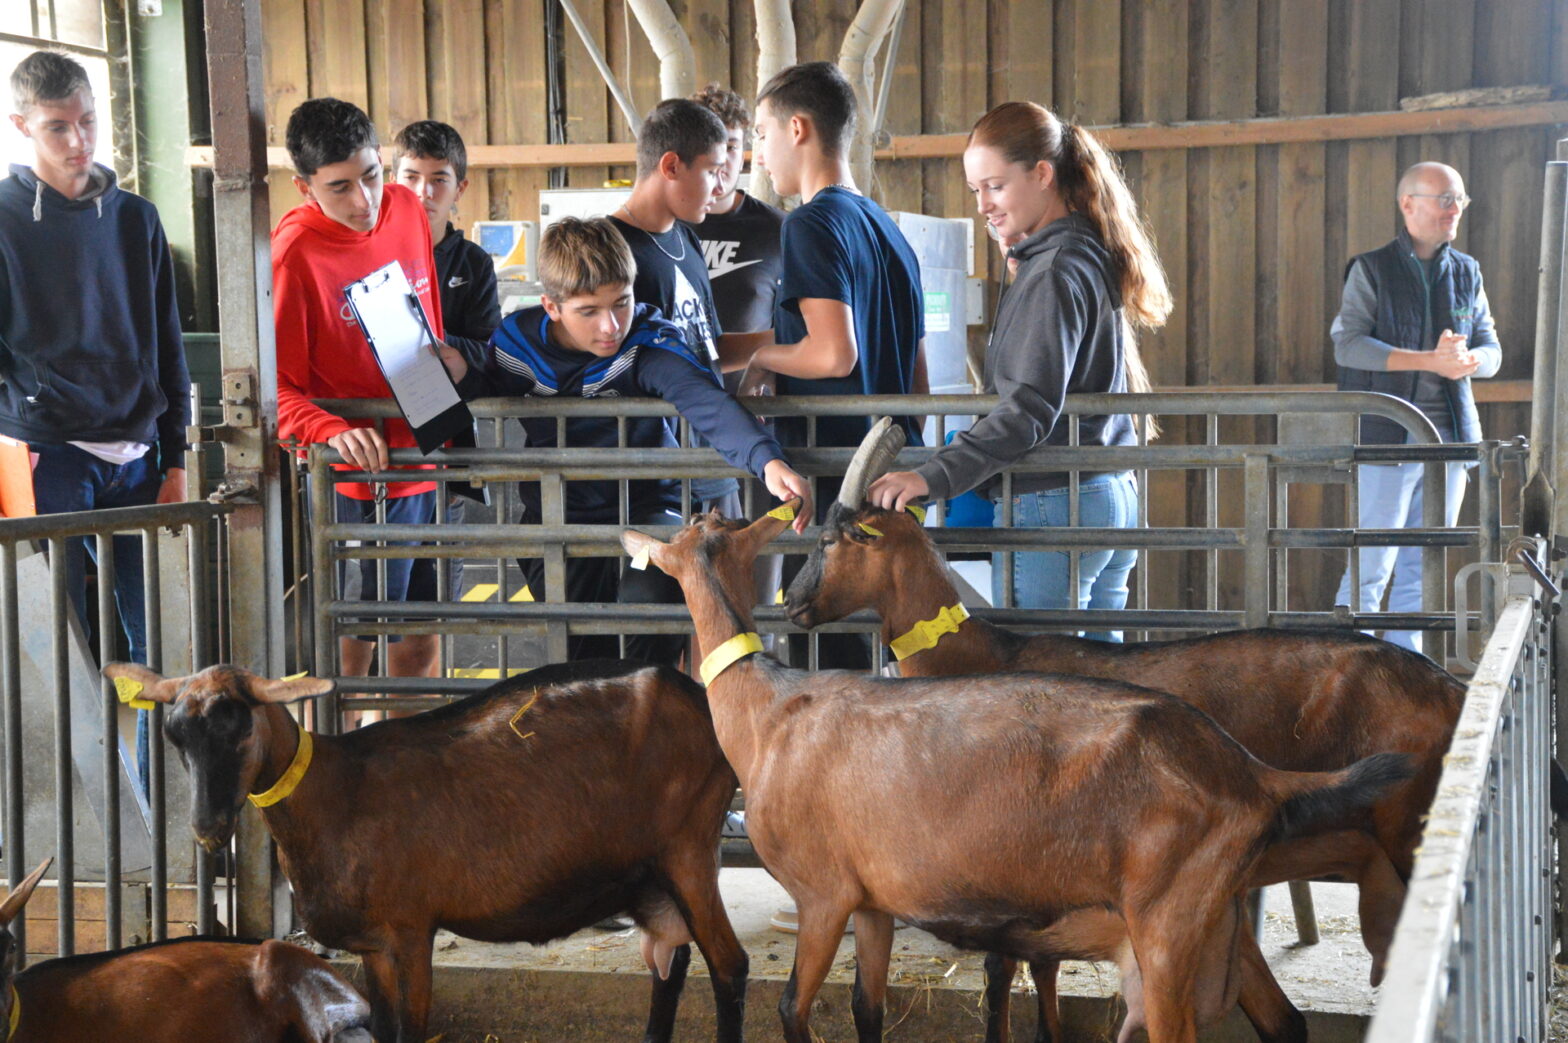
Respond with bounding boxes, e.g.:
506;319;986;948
189;98;1568;170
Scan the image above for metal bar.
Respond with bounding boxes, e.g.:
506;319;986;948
1243;455;1270;628
310;453;339;734
869;0;907;135
96;532;120;950
49;537;72;956
1;543;24;964
0;501;230;542
0;30;112;58
143;529;166;941
188;517;215;937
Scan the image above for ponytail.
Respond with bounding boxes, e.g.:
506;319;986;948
970;102;1168;439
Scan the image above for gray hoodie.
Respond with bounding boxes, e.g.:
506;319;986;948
916;212;1134;501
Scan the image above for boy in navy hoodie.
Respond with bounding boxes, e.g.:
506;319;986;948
438;216;809;664
1;50;190;785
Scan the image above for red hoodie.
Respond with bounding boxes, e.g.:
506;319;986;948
272;183;444;499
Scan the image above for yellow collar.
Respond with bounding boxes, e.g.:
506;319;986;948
8;984;18;1041
248;721;313;808
889;603;969;661
699;632;765;686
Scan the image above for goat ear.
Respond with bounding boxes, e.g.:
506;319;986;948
621;529;668;572
101;662;182;704
0;858;52;927
743;498;800;545
250;674;336;705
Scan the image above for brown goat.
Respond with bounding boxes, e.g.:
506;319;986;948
101;660;748;1043
621;502;1411;1043
0;859;371;1042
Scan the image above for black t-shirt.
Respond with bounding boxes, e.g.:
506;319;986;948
432;224;501;373
688;192;785;335
609;214;734;500
774;187;925;448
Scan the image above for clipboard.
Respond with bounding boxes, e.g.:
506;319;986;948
343;260;473;455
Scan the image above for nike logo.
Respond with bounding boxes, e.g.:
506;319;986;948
447;276;468;288
707;257;762;281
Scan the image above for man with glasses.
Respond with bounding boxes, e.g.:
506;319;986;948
1333;161;1500;657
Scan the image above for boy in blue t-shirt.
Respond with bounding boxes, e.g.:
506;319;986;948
438;217;809;665
737;60;928;453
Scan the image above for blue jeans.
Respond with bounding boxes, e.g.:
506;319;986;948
994;472;1139;642
335;489;439;643
1334;458;1469;656
31;443;162;791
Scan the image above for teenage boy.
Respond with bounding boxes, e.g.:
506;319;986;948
740;60;927;453
689;84;785;344
393;119;500;373
273;97;444;683
610;97;764;511
1;50;190;785
437;216;810;664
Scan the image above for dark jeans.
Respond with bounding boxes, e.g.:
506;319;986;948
31;443;162;791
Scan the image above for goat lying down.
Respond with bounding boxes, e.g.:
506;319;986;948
102;660;748;1043
621;502;1412;1043
0;860;370;1042
784;418;1462;1039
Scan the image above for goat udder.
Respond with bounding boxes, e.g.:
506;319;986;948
639;904;694;980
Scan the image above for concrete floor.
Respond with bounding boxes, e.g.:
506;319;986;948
332;869;1375;1042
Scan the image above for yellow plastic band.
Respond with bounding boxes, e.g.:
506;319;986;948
905;504;927;524
508;690;541;741
282;671;308;681
766;503;796;522
699;632;765;686
113;676;155;712
629;546;652;571
889;603;970;661
248;722;314;808
8;985;18;1041
857;522;883;537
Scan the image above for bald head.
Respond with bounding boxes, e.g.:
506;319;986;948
1397;162;1462;202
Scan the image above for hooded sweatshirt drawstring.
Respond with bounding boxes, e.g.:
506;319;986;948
31;181;41;222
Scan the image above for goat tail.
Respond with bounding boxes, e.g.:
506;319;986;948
1263;752;1416;844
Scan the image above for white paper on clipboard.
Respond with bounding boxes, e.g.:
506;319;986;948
344;260;461;429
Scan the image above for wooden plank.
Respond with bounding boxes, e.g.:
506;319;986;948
365;0;427;137
261;0;310;225
1065;0;1120;127
488;0;550;223
875;0;922;214
562;0;611;186
986;0;1051;107
427;0;492;224
303;0;368;109
606;0;657;184
686;0;732;89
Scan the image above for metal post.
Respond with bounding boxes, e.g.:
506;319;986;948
95;532;120;950
1243;454;1270;629
205;0;287;939
143;529;167;941
1;542;24;963
48;537;72;956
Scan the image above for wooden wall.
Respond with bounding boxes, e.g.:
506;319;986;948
257;0;1567;615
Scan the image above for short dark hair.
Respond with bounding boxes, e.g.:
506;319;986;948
757;61;857;159
692;83;749;131
538;217;637;301
10;50;91;113
394;119;468;182
286;97;379;178
636;98;726;179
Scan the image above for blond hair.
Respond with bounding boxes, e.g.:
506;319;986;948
538;217;637;301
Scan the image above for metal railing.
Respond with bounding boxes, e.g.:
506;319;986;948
0;500;232;963
1364;540;1555;1043
297;390;1517;718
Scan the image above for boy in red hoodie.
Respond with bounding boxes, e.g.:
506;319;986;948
272;97;443;683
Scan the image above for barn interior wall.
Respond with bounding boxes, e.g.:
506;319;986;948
254;0;1566;614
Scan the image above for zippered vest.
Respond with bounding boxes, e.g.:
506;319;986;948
1336;231;1483;445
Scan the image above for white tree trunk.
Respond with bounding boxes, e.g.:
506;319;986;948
752;0;796;206
838;0;904;194
626;0;697;102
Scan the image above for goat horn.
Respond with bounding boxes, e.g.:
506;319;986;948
837;417;906;508
0;858;52;927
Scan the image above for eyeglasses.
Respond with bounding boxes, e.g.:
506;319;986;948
1408;192;1471;211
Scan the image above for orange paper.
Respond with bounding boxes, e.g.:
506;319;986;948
0;436;35;518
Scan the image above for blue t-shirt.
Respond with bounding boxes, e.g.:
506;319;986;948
773;187;925;448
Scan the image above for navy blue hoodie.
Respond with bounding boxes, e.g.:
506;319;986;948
0;164;190;466
457;302;784;522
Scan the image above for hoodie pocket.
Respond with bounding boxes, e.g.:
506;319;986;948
25;359;165;433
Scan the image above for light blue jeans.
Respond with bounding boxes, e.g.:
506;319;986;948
994;472;1139;643
1334;458;1469;655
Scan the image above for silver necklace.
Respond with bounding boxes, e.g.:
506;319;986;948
619;204;686;261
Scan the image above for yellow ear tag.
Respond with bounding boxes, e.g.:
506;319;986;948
905;504;927;524
630;546;651;571
282;671;308;681
766;503;796;522
857;522;884;537
114;676;156;712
